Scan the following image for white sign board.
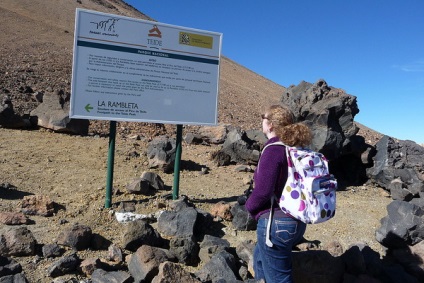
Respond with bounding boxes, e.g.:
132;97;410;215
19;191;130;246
70;9;222;125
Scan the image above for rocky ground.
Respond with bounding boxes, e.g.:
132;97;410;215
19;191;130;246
0;1;398;281
0;125;392;282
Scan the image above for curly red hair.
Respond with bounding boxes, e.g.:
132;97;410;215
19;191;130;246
265;104;312;147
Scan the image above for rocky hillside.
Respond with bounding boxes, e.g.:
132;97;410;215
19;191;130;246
0;0;287;137
3;1;424;283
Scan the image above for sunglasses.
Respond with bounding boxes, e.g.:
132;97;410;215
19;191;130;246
261;114;269;120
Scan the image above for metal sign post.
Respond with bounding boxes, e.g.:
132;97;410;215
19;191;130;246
70;9;222;207
105;121;116;208
173;124;183;200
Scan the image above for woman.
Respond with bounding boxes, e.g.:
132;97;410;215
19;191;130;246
245;104;312;283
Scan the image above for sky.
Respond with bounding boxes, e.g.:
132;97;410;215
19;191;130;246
122;0;424;144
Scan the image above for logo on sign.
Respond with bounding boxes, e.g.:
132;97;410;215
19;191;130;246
89;18;119;37
147;25;162;47
148;25;162;38
90;18;119;32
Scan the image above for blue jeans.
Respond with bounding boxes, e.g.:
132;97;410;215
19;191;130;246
254;216;306;283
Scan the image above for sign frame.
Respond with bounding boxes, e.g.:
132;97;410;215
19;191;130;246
70;9;222;126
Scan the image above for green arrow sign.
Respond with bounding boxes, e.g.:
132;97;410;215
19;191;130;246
85;104;93;112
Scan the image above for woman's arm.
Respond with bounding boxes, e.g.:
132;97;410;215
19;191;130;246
245;145;284;219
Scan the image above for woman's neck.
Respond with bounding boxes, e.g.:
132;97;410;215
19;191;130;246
267;132;277;139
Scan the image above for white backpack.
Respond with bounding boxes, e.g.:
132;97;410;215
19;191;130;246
262;142;337;247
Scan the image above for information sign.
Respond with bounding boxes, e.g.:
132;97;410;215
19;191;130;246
70;9;222;125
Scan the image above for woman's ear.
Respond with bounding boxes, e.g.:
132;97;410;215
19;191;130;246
268;122;273;132
267;127;272;134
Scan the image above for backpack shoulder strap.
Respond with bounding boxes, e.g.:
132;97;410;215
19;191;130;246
261;141;290;248
261;141;286;152
258;141;287;171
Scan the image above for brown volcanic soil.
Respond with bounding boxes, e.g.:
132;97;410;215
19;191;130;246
0;0;284;135
0;0;392;282
0;127;391;282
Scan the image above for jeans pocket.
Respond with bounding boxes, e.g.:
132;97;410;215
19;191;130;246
274;219;297;243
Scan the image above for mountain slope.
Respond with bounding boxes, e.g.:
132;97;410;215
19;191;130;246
0;2;394;282
0;0;285;133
